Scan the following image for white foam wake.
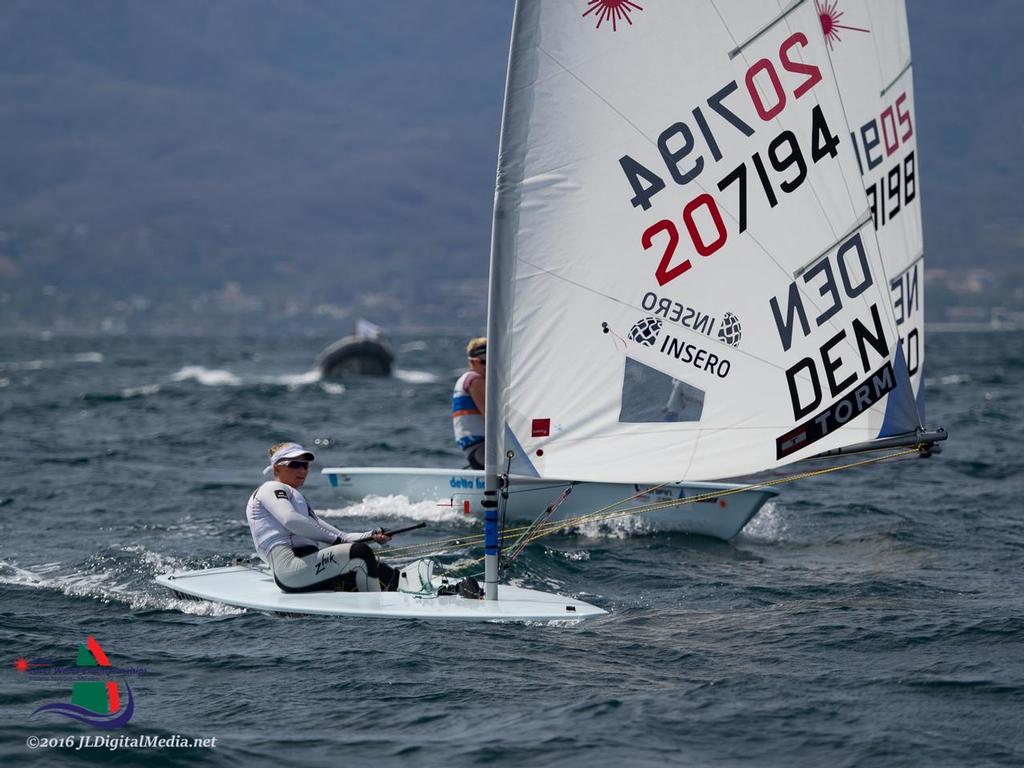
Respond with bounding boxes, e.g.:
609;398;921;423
170;366;242;387
120;383;162;398
735;499;789;542
0;352;104;372
168;365;337;391
924;372;971;387
319;381;346;395
0;552;245;616
265;369;321;388
319;495;477;526
393;368;439;384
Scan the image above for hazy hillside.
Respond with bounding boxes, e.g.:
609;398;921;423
0;1;512;332
0;1;1020;333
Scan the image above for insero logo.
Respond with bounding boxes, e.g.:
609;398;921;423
629;317;662;347
717;312;743;347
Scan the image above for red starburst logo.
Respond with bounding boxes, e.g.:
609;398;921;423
582;0;643;32
817;0;870;49
13;657;49;672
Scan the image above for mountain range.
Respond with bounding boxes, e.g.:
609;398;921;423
0;1;1019;333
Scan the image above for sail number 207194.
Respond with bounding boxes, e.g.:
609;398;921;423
619;31;834;286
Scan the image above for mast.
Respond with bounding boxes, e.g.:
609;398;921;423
483;0;529;602
480;2;944;578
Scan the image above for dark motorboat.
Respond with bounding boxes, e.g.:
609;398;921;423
316;320;394;377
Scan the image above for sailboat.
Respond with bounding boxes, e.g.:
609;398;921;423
157;0;944;620
324;0;938;538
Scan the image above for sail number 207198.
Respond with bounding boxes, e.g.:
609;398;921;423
619;31;834;286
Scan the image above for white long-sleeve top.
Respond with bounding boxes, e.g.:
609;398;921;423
245;481;371;560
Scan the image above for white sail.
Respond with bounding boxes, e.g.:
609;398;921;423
487;0;921;485
820;0;925;417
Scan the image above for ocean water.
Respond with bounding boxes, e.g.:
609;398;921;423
1;330;1022;767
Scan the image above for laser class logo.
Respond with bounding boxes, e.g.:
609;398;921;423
816;0;870;49
15;635;141;729
582;0;643;32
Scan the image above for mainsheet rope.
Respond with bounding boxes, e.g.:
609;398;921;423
377;446;924;567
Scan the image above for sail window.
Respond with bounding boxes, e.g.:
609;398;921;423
619;358;704;424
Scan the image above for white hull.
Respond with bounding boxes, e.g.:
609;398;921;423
322;467;777;541
156;566;604;621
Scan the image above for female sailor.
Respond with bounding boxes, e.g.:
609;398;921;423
451;337;487;469
245;442;399;592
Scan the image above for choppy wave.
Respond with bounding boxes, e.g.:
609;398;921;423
737;500;789;542
168;365;331;390
82;382;163;402
0;551;244;616
2;331;1022;766
576;515;655;539
398;341;430;354
319;381;346;395
269;369;321;388
925;372;972;387
0;352;104;371
120;383;162;398
170;365;242;387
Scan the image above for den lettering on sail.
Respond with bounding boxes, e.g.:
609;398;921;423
770;231;896;457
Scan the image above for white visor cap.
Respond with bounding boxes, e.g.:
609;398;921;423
263;443;316;475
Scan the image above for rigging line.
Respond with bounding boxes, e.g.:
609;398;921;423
792;211;874;279
807;33;913;383
707;0;741;52
881;60;913;98
503;483;576;564
380;515;572;559
864;3;887;97
533;45;649;159
813;18;878;245
380;526;533;558
756;3;849;254
382;447;921;559
385;442;905;558
516;447;921;545
816;27;886;245
894;250;925;275
728;0;808;59
528;484;763;539
384;436;931;558
516;448;920;547
396;442;921;556
380;483;671;559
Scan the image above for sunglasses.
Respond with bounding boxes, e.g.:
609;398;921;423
281;460;310;470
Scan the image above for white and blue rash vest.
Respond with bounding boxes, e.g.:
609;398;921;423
245;481;371;560
451;371;484;450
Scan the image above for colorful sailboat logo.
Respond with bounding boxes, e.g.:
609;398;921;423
31;635;134;729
